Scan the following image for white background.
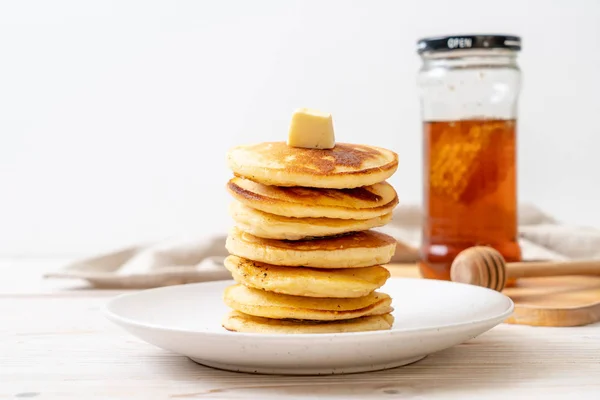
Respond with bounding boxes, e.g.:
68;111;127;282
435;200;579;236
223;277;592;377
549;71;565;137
1;0;599;257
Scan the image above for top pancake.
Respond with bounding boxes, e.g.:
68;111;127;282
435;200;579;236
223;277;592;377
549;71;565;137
226;142;398;189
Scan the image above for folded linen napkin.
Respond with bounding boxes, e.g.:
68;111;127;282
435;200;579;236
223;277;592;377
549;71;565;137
45;203;600;288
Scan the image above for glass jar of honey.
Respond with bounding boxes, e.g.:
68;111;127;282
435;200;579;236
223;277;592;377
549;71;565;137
416;34;522;280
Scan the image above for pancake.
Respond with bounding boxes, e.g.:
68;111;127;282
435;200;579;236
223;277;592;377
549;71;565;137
225;227;397;268
227;177;399;220
228;201;393;240
224;284;393;321
222;311;395;334
226;142;398;189
224;255;390;298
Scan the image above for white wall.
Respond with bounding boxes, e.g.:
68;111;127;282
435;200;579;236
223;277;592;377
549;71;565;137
1;0;599;256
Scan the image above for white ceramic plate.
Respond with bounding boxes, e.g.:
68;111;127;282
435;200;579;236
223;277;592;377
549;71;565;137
105;278;513;375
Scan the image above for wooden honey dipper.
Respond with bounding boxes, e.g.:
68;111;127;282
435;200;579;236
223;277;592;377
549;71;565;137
450;246;600;291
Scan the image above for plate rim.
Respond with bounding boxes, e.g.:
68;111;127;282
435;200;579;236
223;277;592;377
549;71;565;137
104;277;514;340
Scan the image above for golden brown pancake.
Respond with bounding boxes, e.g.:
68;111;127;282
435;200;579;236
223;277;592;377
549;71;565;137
228;201;393;240
222;311;395;334
226;142;398;189
225;227;397;268
224;255;390;298
227;177;399;220
224;284;393;321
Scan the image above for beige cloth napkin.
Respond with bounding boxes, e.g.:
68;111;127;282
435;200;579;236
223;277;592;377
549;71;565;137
45;203;600;288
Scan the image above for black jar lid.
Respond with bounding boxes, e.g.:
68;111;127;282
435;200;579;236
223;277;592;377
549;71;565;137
417;34;521;54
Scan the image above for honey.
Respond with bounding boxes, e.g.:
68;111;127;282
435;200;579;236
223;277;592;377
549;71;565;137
419;118;521;280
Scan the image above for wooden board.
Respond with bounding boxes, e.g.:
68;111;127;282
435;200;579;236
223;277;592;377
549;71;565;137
386;263;600;327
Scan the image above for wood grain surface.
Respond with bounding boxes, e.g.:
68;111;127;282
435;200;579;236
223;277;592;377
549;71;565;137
388;263;600;327
1;259;600;399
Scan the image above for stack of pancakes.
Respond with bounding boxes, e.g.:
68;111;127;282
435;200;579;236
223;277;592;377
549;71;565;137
222;142;399;334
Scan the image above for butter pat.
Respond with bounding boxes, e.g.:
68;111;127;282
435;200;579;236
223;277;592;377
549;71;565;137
287;108;335;149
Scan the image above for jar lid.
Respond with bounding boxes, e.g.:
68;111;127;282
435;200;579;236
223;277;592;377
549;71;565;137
417;34;521;54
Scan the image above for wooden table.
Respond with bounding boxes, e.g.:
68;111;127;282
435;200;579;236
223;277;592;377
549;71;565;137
1;259;599;399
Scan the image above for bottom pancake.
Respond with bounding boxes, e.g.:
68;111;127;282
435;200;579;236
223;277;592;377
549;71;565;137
224;284;393;321
222;311;395;334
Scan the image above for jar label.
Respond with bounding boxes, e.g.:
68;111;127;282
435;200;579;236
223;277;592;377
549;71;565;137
447;37;473;49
